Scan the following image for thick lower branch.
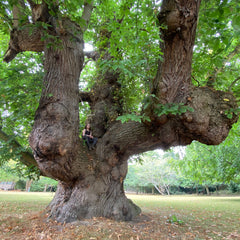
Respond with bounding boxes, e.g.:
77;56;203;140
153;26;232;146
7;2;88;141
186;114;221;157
3;26;44;63
98;87;238;161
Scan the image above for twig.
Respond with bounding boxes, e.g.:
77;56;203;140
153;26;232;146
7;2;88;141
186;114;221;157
228;77;240;92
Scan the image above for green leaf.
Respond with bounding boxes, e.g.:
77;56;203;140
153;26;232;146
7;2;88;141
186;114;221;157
232;15;240;32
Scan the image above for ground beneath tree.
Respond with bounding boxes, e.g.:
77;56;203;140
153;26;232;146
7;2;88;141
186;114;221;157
1;210;240;240
1;192;240;240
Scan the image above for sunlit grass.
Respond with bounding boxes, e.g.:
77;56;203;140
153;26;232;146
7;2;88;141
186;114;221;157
0;191;54;215
0;191;54;202
128;194;240;237
128;194;240;212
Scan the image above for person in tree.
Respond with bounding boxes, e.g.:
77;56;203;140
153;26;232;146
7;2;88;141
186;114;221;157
82;123;97;150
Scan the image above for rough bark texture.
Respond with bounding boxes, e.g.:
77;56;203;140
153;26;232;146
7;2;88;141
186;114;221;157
29;18;84;183
3;0;239;223
3;26;44;63
153;0;200;103
48;168;141;222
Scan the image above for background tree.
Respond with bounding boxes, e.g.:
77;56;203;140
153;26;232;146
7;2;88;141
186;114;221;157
0;0;239;222
0;160;58;192
169;144;220;195
128;151;178;195
124;159;146;194
0;161;19;182
168;121;240;194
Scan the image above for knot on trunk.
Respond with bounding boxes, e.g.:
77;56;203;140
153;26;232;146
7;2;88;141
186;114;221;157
157;1;198;40
29;101;79;181
181;87;239;145
3;26;44;63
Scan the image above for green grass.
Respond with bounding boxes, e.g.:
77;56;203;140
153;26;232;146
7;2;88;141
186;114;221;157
0;191;54;202
129;194;240;239
0;192;240;240
0;191;54;215
129;194;240;211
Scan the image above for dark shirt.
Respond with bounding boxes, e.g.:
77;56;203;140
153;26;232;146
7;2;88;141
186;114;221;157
85;130;91;136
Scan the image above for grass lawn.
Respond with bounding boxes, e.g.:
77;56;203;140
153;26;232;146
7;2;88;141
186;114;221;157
0;191;240;240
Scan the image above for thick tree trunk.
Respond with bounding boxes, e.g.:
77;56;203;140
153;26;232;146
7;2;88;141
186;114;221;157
29;19;84;182
48;172;141;222
28;1;238;222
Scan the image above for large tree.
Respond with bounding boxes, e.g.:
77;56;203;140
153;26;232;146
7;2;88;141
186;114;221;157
1;0;239;222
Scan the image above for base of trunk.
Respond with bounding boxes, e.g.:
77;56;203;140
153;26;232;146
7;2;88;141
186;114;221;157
48;176;141;223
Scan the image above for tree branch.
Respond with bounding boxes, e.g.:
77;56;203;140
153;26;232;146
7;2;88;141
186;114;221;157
0;129;37;167
3;0;48;62
228;77;240;92
81;0;94;32
3;26;44;63
12;0;27;27
153;0;201;103
84;50;100;61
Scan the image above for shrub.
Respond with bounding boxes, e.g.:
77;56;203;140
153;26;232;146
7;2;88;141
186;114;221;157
15;179;26;190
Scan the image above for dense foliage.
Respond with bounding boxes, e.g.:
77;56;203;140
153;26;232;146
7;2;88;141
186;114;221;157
192;1;240;100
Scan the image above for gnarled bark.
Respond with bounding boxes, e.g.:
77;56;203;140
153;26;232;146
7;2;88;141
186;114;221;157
3;26;44;63
153;0;201;103
29;18;84;182
48;164;141;222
